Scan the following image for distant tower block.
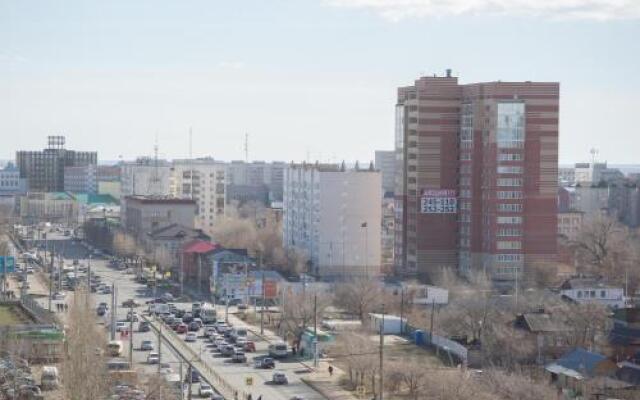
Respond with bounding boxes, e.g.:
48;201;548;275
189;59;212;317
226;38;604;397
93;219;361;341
47;135;65;149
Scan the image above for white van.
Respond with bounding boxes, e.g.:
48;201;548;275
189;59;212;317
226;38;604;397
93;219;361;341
268;341;288;358
107;340;123;357
41;366;59;390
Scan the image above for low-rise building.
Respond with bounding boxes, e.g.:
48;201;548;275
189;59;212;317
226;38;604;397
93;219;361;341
0;162;28;195
609;308;640;361
145;223;210;267
18;192;78;224
545;348;617;397
122;195;196;239
560;277;627;308
514;309;571;363
558;211;584;240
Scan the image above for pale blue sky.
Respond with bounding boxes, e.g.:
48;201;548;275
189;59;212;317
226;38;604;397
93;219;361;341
1;0;639;164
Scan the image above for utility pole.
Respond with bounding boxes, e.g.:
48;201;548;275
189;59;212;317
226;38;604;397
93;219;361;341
379;303;385;400
197;254;202;297
48;244;54;312
157;318;162;372
179;361;184;400
515;265;519;308
399;288;404;335
429;299;435;346
187;364;193;400
260;253;265;335
313;293;318;367
129;304;134;367
110;283;117;340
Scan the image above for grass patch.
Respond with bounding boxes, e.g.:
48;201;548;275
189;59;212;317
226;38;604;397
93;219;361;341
0;305;31;326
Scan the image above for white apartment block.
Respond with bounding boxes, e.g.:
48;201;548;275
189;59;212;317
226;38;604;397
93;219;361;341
283;162;382;278
120;158;171;198
170;158;227;231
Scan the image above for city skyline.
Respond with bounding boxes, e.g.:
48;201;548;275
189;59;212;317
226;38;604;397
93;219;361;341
2;1;639;163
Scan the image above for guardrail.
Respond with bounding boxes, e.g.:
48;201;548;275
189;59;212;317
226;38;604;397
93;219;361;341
143;314;251;400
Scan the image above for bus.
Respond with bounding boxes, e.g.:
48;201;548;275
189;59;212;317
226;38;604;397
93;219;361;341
107;340;123;357
200;303;217;324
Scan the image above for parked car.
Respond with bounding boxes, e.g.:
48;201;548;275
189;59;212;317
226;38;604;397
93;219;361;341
182;312;194;324
147;352;160;364
237;303;248;311
185;369;200;383
162;293;174;302
140;340;154;351
115;322;127;332
188;321;200;332
231;351;247;363
272;371;288;385
138;321;151;332
244;341;256;352
51;292;65;300
220;345;235;357
185;332;198;342
198;383;214;398
122;299;140;308
254;357;275;369
176;323;188;334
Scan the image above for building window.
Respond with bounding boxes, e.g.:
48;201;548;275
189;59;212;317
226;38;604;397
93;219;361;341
497;191;523;200
497;102;525;148
577;291;583;298
600;290;606;298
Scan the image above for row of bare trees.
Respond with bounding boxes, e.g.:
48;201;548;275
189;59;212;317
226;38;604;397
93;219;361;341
329;331;558;400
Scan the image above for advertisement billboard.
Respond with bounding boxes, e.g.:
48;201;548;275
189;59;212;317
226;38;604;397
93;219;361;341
420;189;457;214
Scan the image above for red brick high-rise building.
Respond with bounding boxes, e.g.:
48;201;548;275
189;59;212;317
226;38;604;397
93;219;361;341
395;72;558;282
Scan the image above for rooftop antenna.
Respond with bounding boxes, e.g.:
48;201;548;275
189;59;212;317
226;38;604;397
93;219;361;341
149;133;161;195
590;148;599;164
244;133;249;162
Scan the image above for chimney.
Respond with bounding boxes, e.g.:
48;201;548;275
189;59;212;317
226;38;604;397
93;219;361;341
446;69;452;78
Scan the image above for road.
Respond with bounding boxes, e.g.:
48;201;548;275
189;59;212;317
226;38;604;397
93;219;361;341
26;234;325;400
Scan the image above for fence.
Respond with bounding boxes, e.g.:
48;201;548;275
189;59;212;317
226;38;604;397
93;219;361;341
21;294;58;326
405;324;468;365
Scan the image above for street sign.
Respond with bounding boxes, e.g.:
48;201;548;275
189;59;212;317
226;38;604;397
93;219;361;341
0;256;16;275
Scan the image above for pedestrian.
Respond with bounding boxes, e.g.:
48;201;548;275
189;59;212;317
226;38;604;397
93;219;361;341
257;396;262;400
234;391;238;400
247;394;252;400
300;348;305;358
328;365;334;377
292;346;297;356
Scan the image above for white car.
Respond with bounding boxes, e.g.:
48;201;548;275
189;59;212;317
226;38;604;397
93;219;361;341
185;332;198;342
51;292;65;300
198;383;214;398
147;352;160;364
115;322;127;332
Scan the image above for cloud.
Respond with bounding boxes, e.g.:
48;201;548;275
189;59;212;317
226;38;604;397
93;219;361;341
324;0;640;21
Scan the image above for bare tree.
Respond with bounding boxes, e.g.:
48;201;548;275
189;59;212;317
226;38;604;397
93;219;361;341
279;289;332;344
63;287;110;400
334;277;383;321
328;332;378;390
113;232;137;261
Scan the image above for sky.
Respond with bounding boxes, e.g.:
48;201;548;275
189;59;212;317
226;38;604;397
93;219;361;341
1;0;639;164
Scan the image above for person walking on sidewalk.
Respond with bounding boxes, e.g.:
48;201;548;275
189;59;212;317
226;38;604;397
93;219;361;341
328;365;334;377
